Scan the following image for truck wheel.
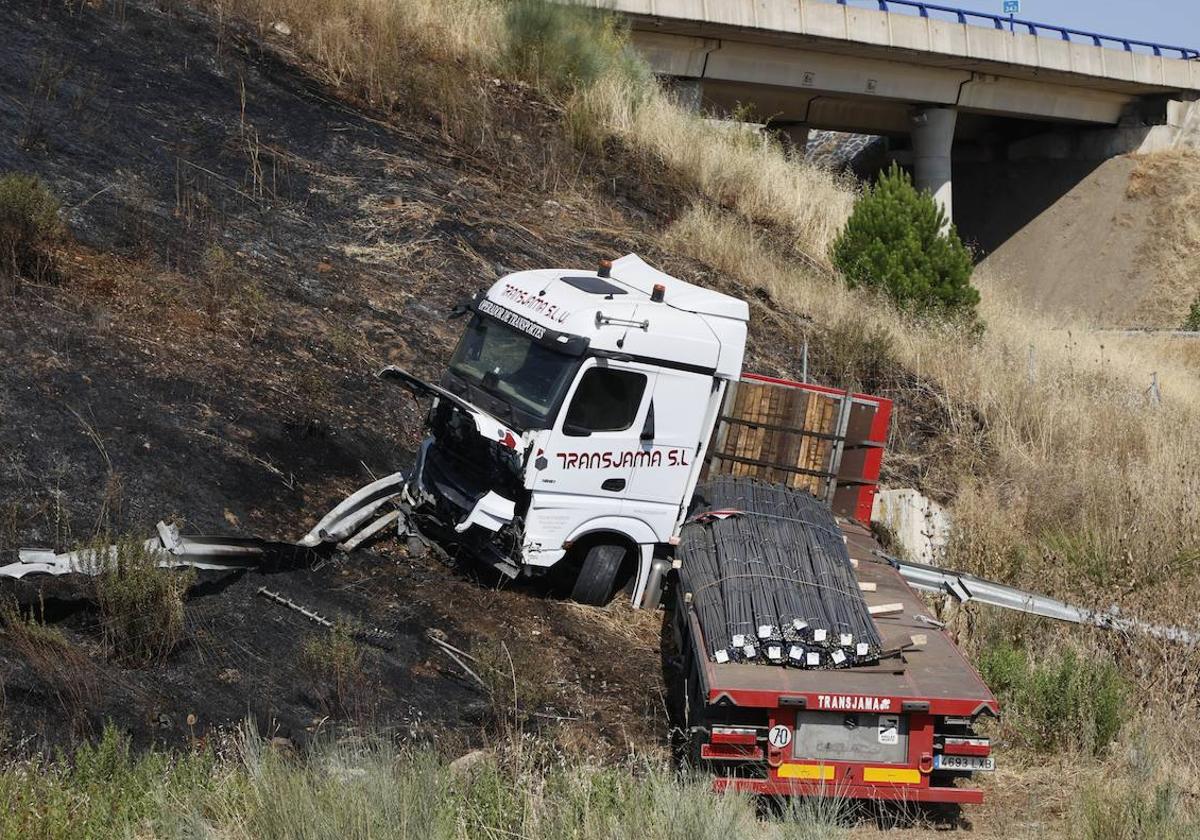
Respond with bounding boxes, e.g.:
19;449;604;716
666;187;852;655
570;543;626;606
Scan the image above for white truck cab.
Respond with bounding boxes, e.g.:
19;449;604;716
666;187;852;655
387;254;749;606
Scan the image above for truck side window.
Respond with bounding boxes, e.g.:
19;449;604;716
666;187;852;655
563;368;647;435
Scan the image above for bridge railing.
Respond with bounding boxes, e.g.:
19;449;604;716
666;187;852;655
834;0;1200;60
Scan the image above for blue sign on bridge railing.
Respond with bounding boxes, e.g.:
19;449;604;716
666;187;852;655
834;0;1200;60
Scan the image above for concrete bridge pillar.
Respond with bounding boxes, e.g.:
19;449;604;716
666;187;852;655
910;107;957;222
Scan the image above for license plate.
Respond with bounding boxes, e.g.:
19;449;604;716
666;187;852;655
934;754;994;772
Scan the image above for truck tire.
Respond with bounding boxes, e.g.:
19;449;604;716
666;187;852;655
570;543;626;606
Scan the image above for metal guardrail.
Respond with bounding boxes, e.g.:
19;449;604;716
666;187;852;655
834;0;1200;60
874;551;1197;645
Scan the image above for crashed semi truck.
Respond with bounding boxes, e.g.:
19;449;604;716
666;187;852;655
386;254;998;803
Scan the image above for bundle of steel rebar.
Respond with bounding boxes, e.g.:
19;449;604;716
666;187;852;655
677;476;883;668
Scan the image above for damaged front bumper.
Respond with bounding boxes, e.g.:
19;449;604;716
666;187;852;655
404;438;525;578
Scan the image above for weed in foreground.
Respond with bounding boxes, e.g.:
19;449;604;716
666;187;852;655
470;637;557;733
299;620;371;720
0;172;61;293
0;598;97;724
1072;725;1200;840
0;724;217;840
0;724;846;839
90;536;194;665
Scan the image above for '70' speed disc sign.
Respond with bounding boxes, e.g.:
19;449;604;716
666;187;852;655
768;725;793;749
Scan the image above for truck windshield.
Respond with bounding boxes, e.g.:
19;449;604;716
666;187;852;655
449;314;580;425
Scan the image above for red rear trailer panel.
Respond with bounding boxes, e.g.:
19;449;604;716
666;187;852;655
688;522;997;803
674;375;998;804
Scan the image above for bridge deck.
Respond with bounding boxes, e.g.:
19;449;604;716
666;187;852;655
580;0;1200;95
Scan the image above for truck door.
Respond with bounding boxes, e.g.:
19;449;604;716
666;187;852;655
524;358;655;553
622;368;716;540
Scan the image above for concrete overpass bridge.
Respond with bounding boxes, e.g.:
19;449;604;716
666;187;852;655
576;0;1200;247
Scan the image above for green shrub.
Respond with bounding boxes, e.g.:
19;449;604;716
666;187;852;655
300;621;369;719
91;537;194;665
504;0;647;95
1182;293;1200;331
0;172;61;291
978;642;1126;756
831;163;978;314
0;725;218;840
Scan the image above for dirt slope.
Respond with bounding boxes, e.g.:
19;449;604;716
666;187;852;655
976;157;1152;325
978;152;1200;328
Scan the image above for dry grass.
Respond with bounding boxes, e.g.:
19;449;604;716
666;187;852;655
1067;718;1200;839
211;0;505;139
210;0;852;263
1126;150;1200;327
0;599;98;726
662;206;1200;626
569;73;856;260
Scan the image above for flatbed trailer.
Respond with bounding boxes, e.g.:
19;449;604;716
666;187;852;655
667;374;999;804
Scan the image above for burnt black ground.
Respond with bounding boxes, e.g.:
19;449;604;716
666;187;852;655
0;0;670;754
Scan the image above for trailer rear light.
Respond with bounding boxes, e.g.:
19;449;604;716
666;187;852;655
939;737;991;757
711;726;758;746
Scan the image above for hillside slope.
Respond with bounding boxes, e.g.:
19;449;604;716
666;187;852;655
0;0;681;753
5;1;1200;836
979;151;1200;327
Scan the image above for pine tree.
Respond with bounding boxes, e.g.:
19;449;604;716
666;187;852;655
832;164;978;315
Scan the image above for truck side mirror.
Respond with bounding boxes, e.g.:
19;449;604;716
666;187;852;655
640;402;655;442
